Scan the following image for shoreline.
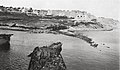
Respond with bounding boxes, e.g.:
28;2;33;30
57;30;99;48
0;26;118;49
0;28;99;48
0;27;29;32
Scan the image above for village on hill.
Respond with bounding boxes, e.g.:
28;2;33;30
0;5;119;32
0;5;97;22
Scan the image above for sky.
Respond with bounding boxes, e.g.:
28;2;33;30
0;0;119;20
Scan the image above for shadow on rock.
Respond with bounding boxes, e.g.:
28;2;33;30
0;41;10;50
28;42;67;70
0;34;13;51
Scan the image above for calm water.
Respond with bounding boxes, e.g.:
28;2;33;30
0;29;119;70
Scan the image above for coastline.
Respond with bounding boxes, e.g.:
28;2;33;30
0;24;117;49
0;5;119;70
0;29;119;70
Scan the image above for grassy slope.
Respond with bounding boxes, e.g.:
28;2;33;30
0;12;119;30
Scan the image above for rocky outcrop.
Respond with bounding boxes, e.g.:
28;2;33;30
0;34;13;50
28;42;67;70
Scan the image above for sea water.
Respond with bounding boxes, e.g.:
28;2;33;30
0;29;119;70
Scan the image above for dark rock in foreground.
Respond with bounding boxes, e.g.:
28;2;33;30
0;34;13;50
28;42;67;70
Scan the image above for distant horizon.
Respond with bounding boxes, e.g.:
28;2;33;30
0;0;119;21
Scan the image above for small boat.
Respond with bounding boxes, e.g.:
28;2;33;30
0;34;13;50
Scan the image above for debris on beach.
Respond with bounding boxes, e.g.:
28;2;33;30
28;42;67;70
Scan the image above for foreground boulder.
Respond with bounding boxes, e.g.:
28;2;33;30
0;34;13;50
28;42;67;70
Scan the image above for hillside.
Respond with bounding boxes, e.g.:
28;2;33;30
97;17;119;29
0;6;119;31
